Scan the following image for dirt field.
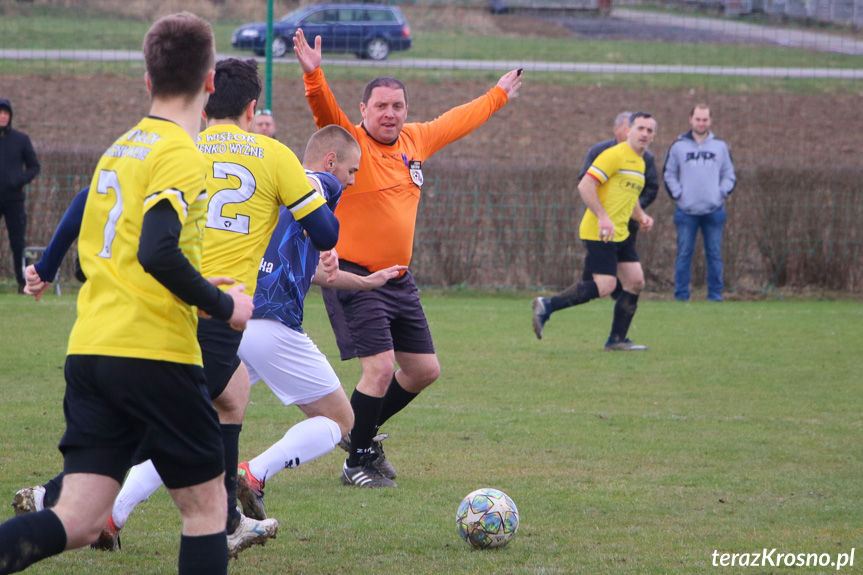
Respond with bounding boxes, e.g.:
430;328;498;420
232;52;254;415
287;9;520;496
4;71;857;170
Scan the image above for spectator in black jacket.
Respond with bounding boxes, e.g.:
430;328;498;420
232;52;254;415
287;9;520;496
0;97;41;293
579;111;658;297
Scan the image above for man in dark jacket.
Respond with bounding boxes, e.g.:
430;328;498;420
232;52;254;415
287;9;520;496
0;97;41;293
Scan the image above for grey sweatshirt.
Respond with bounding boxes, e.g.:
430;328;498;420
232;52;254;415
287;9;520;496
662;130;736;216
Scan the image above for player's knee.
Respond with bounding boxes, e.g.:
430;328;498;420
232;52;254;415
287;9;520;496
424;362;441;385
406;358;440;388
361;355;396;387
595;277;617;298
624;277;645;294
57;508;113;549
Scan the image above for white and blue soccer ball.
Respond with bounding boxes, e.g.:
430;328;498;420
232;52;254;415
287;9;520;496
456;488;519;549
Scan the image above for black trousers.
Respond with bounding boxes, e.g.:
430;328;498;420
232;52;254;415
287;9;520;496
0;200;26;286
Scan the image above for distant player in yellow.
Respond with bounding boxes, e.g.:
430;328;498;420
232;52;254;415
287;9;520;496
532;112;656;351
0;13;252;575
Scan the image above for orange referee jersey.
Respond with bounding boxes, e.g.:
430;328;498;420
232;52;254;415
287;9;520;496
303;68;508;273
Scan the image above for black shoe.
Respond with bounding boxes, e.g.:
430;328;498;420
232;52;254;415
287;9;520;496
340;457;397;488
338;432;397;479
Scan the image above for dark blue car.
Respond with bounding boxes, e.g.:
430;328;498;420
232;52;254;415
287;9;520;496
231;3;412;61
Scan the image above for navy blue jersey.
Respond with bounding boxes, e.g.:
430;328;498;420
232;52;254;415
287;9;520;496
34;187;88;282
252;171;342;331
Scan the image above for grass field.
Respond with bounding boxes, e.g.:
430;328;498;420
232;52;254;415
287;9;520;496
2;290;862;574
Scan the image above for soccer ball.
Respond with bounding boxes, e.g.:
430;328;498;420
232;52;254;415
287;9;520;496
456;488;519;549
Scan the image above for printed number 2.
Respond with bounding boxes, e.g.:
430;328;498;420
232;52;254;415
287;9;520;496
206;162;255;235
96;170;123;259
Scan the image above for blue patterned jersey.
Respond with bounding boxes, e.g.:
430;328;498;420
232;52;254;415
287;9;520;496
252;171;342;331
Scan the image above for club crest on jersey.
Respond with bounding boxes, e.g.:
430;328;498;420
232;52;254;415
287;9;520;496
409;160;423;187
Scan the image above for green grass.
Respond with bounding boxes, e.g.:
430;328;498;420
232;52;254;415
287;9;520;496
0;14;245;51
403;33;863;68
2;290;862;574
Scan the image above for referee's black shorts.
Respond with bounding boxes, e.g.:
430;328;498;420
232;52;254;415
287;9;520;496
322;260;435;361
61;354;224;489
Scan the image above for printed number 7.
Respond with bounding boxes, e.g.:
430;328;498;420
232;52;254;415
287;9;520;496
96;169;123;259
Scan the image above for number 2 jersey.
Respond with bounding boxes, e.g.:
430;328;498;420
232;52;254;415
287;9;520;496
197;124;326;297
68;117;210;365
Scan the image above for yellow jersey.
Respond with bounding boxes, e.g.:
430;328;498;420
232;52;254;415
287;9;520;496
197;124;325;295
580;142;645;242
68;117;209;365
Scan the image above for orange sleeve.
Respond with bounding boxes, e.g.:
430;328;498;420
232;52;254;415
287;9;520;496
411;86;509;158
303;68;363;141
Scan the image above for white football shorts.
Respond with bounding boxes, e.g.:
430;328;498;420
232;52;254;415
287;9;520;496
238;318;342;406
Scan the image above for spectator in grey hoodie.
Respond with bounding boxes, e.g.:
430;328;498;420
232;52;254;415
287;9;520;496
663;104;735;302
0;97;41;294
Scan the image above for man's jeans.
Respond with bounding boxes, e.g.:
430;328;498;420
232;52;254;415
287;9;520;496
673;205;726;301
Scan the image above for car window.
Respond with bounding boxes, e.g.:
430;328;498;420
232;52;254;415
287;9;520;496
337;9;362;22
366;9;397;22
303;9;338;24
279;6;314;24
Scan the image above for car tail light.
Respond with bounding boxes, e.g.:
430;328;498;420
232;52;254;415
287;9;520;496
402;25;410;38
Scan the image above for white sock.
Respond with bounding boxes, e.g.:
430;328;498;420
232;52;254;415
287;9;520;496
248;416;342;482
112;459;163;528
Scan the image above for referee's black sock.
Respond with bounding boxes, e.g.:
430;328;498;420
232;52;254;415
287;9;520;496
376;375;419;430
178;531;227;575
549;280;600;312
220;423;242;534
346;389;384;468
609;290;639;343
0;509;67;573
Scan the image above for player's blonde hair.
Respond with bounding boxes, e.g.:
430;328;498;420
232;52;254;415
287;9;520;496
304;125;360;165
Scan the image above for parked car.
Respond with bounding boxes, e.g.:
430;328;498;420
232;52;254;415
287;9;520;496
231;3;412;61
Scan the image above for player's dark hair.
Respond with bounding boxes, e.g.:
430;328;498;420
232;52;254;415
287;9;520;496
304;125;360;165
362;77;407;105
628;111;654;126
143;12;214;100
205;58;262;120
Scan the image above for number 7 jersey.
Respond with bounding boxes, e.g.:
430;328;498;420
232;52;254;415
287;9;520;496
68;117;210;365
197;124;324;296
